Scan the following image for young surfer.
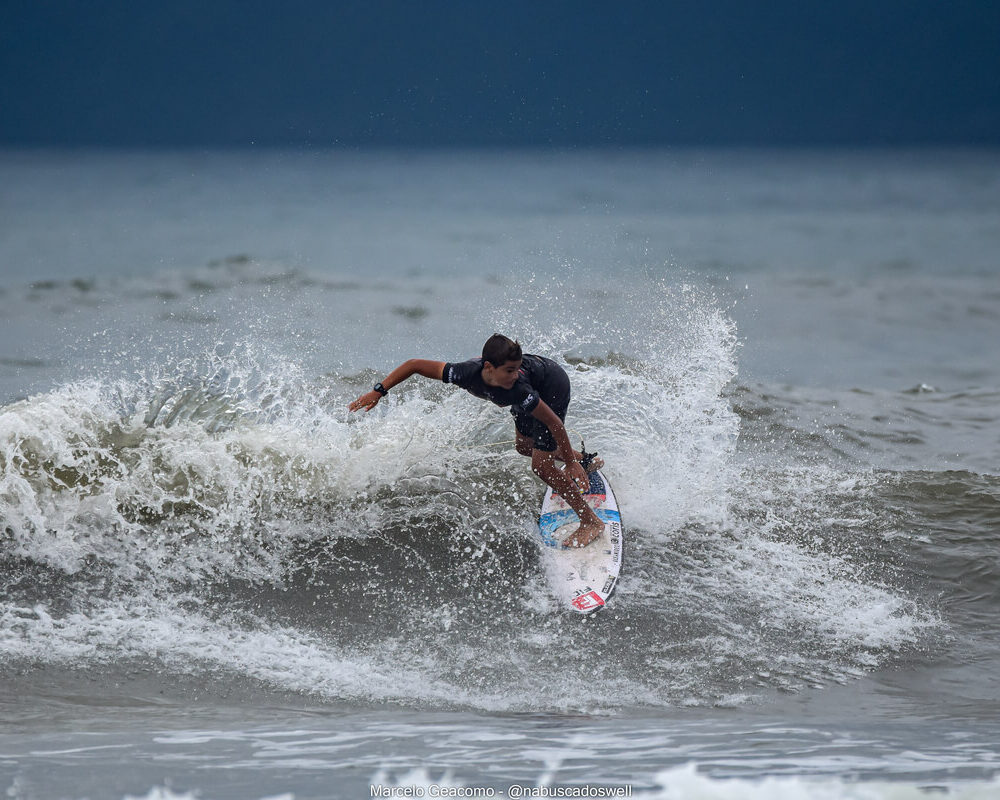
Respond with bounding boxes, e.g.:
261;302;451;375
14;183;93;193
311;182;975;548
348;334;606;547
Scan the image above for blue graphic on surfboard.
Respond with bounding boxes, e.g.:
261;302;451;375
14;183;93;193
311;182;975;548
538;469;624;614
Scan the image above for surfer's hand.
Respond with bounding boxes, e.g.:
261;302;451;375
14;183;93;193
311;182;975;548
566;461;589;492
349;391;382;413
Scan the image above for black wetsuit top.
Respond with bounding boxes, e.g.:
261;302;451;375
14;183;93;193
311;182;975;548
444;353;575;411
442;354;571;451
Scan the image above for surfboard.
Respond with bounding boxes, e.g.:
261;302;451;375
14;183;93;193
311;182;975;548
537;469;624;614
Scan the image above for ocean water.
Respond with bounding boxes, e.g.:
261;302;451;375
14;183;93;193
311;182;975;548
1;148;999;799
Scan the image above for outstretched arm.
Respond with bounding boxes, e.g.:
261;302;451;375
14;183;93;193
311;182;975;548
348;359;445;412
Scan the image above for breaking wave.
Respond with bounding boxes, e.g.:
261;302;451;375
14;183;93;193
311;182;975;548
0;282;941;712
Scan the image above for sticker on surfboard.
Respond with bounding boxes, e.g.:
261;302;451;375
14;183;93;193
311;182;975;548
537;469;624;614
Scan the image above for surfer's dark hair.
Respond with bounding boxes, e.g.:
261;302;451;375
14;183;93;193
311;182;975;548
482;334;522;367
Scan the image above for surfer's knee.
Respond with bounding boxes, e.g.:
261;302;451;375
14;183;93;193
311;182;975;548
515;437;533;457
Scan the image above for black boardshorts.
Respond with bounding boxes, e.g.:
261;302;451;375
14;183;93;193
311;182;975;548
510;361;571;452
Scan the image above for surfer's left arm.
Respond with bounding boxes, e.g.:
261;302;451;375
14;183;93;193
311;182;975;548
531;401;589;489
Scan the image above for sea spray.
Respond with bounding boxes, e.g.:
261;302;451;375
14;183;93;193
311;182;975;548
0;283;935;712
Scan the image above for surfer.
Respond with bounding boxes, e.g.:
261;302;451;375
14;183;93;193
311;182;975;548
348;334;606;547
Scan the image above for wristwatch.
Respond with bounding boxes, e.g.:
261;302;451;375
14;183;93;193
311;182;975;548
374;382;389;396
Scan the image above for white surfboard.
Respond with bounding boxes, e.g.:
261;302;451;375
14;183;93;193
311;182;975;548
537;469;624;614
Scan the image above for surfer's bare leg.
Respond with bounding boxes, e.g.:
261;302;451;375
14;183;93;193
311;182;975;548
515;432;603;471
531;449;605;547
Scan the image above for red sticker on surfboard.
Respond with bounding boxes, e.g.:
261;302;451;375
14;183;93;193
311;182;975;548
571;591;605;611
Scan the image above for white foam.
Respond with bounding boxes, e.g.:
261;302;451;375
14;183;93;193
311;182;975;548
121;789;201;800
0;283;938;712
368;763;1000;800
639;765;1000;800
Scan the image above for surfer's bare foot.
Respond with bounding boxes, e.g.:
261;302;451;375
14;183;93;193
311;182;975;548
563;517;605;548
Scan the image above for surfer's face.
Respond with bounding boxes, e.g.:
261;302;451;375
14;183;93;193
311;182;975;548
482;358;521;389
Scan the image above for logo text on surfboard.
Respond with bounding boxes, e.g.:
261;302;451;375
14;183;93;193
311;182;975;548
571;590;605;611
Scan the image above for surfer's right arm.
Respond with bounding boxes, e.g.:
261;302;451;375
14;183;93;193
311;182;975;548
348;360;446;412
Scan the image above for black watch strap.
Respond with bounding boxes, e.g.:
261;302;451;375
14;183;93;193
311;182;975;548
374;382;389;396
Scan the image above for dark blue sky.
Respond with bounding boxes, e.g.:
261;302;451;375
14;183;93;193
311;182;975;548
2;1;998;147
